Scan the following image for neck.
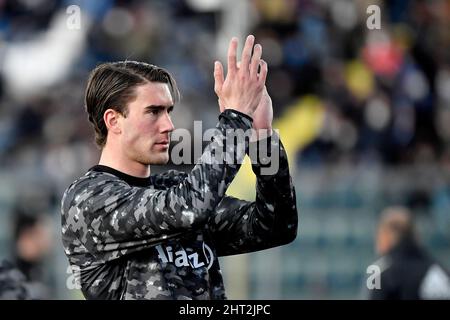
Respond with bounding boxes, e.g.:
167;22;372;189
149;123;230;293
99;144;151;178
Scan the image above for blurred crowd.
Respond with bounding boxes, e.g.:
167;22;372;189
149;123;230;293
0;0;449;298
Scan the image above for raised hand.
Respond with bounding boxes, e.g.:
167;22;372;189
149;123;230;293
213;35;267;117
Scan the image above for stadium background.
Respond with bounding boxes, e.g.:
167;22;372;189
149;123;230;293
0;0;449;299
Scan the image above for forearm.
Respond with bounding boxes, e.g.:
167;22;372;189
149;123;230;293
249;132;298;243
181;108;253;221
208;133;298;256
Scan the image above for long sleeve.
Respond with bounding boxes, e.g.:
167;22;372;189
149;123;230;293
206;132;298;256
61;109;252;262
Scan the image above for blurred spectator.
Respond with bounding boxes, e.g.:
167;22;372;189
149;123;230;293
367;206;450;299
12;211;53;299
0;260;30;300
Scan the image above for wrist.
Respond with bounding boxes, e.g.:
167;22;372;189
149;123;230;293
224;103;255;118
223;108;254;121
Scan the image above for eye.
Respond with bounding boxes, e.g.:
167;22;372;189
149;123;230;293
146;108;160;115
168;106;174;114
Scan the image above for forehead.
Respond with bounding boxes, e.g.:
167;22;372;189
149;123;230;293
132;82;173;107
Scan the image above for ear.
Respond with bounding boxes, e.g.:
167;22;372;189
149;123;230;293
103;109;122;135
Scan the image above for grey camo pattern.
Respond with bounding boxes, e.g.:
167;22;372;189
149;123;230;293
61;109;298;300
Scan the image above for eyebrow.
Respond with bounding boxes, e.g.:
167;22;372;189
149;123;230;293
144;105;174;111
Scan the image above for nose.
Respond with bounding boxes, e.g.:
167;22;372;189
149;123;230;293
160;111;175;133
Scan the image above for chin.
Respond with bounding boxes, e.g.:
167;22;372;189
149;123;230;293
150;153;169;165
154;159;169;165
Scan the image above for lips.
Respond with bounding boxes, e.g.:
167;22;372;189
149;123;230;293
155;140;169;148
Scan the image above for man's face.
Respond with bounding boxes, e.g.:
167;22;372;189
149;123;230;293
376;225;393;256
119;82;175;165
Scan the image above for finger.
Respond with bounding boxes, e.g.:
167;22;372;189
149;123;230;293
240;35;255;74
214;61;224;94
250;44;262;79
227;37;238;76
258;60;268;86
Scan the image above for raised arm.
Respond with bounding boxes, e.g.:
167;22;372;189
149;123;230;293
206;132;298;256
208;64;298;256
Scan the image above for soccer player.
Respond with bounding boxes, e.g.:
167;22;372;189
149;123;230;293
61;35;298;300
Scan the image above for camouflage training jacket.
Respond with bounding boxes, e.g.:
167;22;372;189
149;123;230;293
61;109;298;300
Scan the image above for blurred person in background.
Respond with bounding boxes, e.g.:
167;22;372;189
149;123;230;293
61;35;298;300
0;209;53;300
0;260;29;300
12;210;53;299
367;206;450;299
